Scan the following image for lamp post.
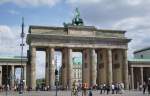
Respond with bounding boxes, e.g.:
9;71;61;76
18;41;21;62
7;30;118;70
19;17;25;94
55;69;58;96
5;63;8;96
55;56;58;96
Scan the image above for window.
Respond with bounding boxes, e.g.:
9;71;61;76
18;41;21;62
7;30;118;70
141;55;143;59
100;54;103;60
84;53;87;59
62;63;65;68
84;63;87;68
115;53;118;60
74;73;76;78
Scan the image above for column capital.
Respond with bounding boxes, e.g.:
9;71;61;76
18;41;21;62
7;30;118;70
30;46;36;49
107;48;113;50
23;64;26;67
48;47;55;49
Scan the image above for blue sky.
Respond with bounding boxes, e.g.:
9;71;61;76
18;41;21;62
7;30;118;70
0;0;150;78
0;1;72;26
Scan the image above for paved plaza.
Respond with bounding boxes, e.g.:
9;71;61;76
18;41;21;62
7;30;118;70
0;90;150;96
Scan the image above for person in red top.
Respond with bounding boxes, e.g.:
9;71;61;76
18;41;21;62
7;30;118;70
82;83;88;96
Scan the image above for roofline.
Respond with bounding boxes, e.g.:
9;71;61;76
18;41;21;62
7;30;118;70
134;47;150;54
29;25;64;30
0;56;28;62
97;29;126;34
27;33;131;44
28;25;64;33
28;25;126;34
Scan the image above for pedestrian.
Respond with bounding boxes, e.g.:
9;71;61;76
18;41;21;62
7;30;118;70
89;88;92;96
99;84;103;94
143;82;147;94
148;81;150;94
103;84;106;94
139;84;142;91
115;83;119;94
111;84;115;94
82;83;87;96
120;82;124;93
106;84;110;94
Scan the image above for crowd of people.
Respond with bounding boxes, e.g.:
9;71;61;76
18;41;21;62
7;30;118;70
98;83;125;94
69;82;125;96
0;84;24;92
142;82;150;94
1;81;150;96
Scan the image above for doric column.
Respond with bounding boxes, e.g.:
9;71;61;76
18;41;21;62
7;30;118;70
67;48;73;90
123;50;129;89
30;46;36;90
0;66;2;86
131;67;134;89
118;50;123;82
11;65;15;88
113;50;123;83
90;49;97;87
45;48;50;87
97;49;107;85
140;67;143;86
62;48;68;89
49;47;55;89
107;49;113;85
82;49;90;88
23;65;26;88
97;50;100;85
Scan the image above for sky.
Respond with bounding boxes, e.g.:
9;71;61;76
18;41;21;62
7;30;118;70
0;0;150;79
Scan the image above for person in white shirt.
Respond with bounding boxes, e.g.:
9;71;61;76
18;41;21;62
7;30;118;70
111;84;115;94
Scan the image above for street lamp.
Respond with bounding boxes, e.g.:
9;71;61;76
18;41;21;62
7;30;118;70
55;69;58;96
5;63;8;96
55;56;58;96
19;17;25;94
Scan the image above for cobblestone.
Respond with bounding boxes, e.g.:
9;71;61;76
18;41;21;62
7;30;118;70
0;90;150;96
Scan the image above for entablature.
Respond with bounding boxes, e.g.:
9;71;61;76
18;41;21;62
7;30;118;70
28;25;127;39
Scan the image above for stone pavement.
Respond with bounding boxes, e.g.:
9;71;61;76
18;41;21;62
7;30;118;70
0;90;150;96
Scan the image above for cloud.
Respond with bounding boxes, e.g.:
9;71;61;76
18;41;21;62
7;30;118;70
112;16;150;58
8;9;19;15
0;25;28;56
66;0;150;28
66;0;150;58
0;0;60;7
0;0;10;4
126;0;150;6
66;0;102;5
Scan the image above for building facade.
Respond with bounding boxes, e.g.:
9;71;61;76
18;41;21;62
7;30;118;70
129;47;150;89
72;57;82;85
26;9;131;90
134;47;150;59
0;56;27;89
26;24;131;90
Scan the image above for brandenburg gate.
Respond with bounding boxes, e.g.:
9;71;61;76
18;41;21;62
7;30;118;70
26;10;131;90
